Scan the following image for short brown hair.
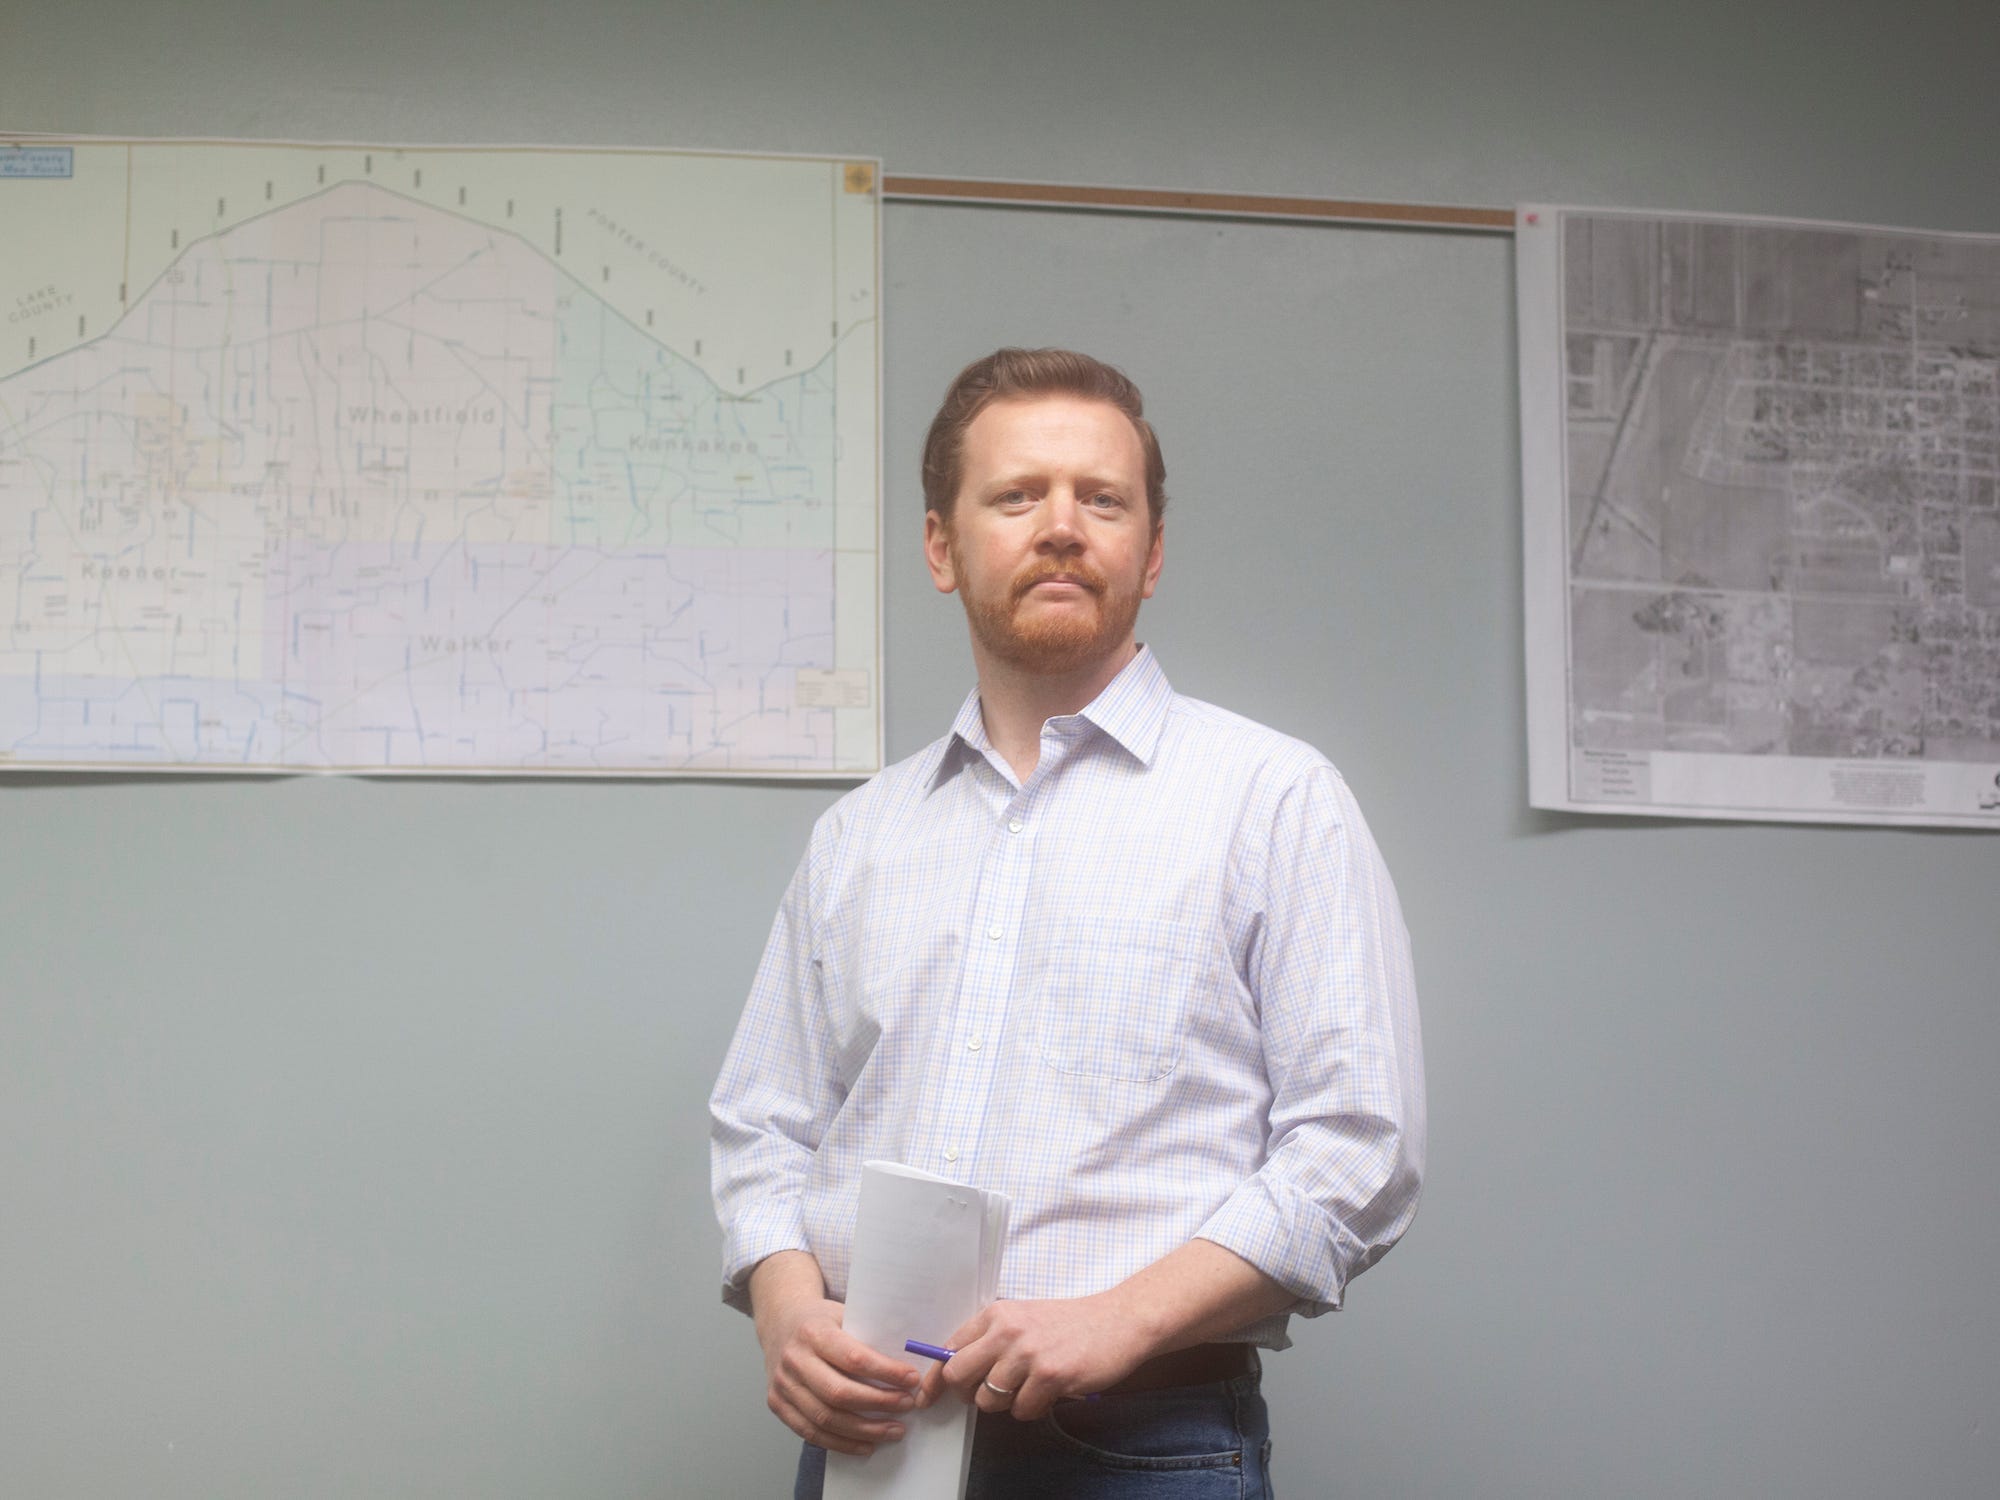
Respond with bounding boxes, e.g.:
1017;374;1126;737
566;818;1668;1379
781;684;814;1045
921;348;1167;528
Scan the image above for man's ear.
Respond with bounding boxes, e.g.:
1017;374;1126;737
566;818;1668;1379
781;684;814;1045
923;508;958;594
1140;521;1164;599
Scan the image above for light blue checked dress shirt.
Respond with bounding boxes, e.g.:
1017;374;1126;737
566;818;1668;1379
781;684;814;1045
710;648;1424;1346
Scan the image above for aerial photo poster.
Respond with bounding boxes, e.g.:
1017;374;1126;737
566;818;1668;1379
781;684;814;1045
1519;205;2000;828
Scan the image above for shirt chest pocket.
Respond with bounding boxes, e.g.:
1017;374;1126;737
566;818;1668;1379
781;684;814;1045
1033;919;1204;1083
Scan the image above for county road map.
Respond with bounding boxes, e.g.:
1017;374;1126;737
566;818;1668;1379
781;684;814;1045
0;138;880;775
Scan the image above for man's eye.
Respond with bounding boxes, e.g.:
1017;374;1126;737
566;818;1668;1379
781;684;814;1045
1088;492;1124;509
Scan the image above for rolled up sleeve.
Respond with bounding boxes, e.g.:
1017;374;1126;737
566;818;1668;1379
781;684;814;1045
708;841;841;1315
1196;767;1426;1314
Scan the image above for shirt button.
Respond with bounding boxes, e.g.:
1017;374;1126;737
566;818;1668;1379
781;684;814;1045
943;1147;959;1163
1007;818;1023;833
986;924;1003;941
965;1037;983;1052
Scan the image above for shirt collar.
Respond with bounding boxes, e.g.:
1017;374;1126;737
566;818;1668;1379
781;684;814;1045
921;687;996;791
1075;644;1173;765
924;645;1173;790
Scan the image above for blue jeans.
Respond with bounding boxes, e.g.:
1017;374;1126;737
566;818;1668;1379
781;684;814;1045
794;1369;1273;1498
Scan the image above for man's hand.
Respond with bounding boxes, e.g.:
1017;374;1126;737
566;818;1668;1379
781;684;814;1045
750;1251;919;1456
921;1293;1154;1421
916;1239;1297;1422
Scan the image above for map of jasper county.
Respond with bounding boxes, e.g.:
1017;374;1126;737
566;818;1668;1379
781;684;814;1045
1521;206;2000;826
0;139;880;775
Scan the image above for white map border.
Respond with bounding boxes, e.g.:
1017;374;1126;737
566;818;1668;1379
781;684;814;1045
1519;202;2000;829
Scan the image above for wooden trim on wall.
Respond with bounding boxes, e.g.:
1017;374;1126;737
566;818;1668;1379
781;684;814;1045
880;174;1515;233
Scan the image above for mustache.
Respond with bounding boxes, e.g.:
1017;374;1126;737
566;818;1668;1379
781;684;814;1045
1012;560;1107;600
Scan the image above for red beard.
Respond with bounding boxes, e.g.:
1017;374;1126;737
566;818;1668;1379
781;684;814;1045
953;548;1143;675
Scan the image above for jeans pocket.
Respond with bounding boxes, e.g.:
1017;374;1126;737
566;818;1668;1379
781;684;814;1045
1040;1391;1244;1473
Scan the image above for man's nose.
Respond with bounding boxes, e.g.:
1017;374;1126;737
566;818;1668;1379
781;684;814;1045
1036;489;1085;549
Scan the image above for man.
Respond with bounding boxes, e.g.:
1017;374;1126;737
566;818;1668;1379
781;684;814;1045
711;348;1425;1496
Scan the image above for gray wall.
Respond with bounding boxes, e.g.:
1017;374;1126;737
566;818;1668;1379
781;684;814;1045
3;2;1996;1496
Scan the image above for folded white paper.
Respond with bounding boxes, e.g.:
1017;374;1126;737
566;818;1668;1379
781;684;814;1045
823;1161;1010;1500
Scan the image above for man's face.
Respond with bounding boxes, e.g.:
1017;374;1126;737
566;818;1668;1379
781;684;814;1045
924;396;1164;676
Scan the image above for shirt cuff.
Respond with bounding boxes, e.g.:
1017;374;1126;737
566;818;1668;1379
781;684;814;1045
1195;1173;1362;1319
719;1201;812;1316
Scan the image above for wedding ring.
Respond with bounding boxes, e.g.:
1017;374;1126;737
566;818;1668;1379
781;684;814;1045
981;1378;1016;1398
